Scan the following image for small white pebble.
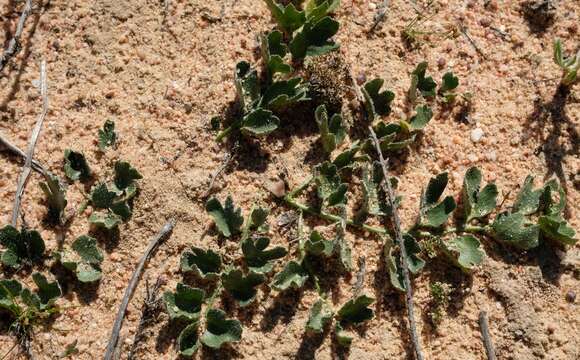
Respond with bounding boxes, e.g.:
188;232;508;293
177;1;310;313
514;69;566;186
467;154;478;163
31;79;40;88
470;128;484;142
486;151;497;162
369;2;377;10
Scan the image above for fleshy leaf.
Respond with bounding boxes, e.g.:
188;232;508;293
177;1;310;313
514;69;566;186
0;226;45;268
402;105;433;132
60;235;103;283
362;78;395;120
539;179;566;216
334;323;353;346
332;141;362;169
289;16;340;60
163;283;205;322
462;167;498;222
31;272;62;310
408;61;437;102
89;212;122;230
492;212;540;250
114;161;142;191
261;31;292;80
39;173;67;224
384;235;425;292
553;39;579;86
306;298;333;333
234;61;260;112
98;120;117;150
337;295;374;325
201;309;243;349
259;77;309;111
221;269;265;307
205;196;244;238
0;279;22;314
64;150;91;181
90;183;116;209
538;215;577;246
178;322;200;356
262;0;306;34
513;176;542;215
240;108;280;136
242;236;287;274
271;260;309;291
314;161;348;207
440;235;485;273
439;72;459;102
419;173;456;228
315;104;346;154
180;247;222;280
304;231;335;257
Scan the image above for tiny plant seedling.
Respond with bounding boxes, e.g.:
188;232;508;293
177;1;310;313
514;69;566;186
553;39;579;86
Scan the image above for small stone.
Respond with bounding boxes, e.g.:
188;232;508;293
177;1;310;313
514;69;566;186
565;290;576;303
486;151;497;162
437;57;446;68
368;2;377;10
546;322;556;334
467;154;478;163
266;179;286;198
356;72;366;86
470;128;484;142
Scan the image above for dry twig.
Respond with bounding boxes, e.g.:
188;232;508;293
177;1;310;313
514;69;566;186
0;0;33;73
104;219;176;360
369;127;424;360
11;59;48;226
459;23;487;60
353;256;366;296
369;0;390;33
0;133;47;175
479;311;497;360
203;144;238;198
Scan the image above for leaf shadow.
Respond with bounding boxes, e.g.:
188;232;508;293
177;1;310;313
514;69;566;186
259;287;303;332
89;226;120;253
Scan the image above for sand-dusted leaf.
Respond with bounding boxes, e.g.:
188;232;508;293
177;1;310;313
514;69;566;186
262;0;306;34
439;72;459;93
304;230;335;257
30;272;62;310
315;104;346;154
332;141;362;169
261;31;292;79
337;295;374;325
181;247;222;280
539;179;566;216
90;183;116;209
205;196;244;238
201;309;243;349
39;173;67;224
419;173;456;228
400;105;433;132
334;210;352;271
235;61;260;112
462;167;498;222
403;234;426;273
306;298;333;333
260;78;309;111
360;161;382;216
240;108;280;136
305;0;341;21
73;235;103;264
245;206;269;234
271;260;309;291
163;283;205;322
178;322;200;356
89;212;122;230
60;235;104;283
492;212;539;250
440;235;484;273
289;16;340;59
334;322;353;346
98;120;117;150
408;61;437;101
538;215;577;246
64;150;91;181
314;161;348;207
362;78;395;120
114;161;143;191
222;269;265;306
242;236;287;274
0;226;45;268
384;235;425;292
513;175;542;215
110;201;132;221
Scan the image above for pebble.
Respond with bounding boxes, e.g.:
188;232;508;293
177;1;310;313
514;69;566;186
470;128;484;142
565;290;576;303
369;2;376;10
356;72;366;86
486;151;497;162
467;154;478;163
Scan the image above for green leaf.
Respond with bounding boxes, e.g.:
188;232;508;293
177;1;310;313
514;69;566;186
538;215;577;246
114;161;142;191
492;212;540;250
305;0;341;21
163;283;205;322
234;61;260;112
261;31;292;80
0;279;22;315
334;212;352;271
90;183;116;209
306;298;333;333
39;173;67;224
222;269;265;307
262;0;306;34
315;104;346;153
401;105;433;132
72;235;103;264
334;322;353;346
440;235;485;273
553;39;579;86
337;295;374;325
271;260;309;291
513;176;542;215
240;108;280;136
60;235;103;283
260;77;309;111
462;167;498;222
539;179;566;216
180;247;222;280
332;141;362;169
408;61;437;101
245;206;269;234
289;16;340;60
64;150;91;181
304;231;335;257
242;236;287;274
403;234;426;273
201;309;242;349
98;120;117;150
384;235;425;292
205;196;244;238
439;72;459;95
0;226;45;268
178;322;200;356
362;78;395;120
31;272;62;310
419;173;456;228
314;161;348;207
109;201;132;221
88;212;122;230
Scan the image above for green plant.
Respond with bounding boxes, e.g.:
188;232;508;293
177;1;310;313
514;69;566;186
163;283;205;322
64;150;91;181
315;104;346;154
438;72;459;102
362;78;395;121
428;281;452;326
206;196;244;238
180;247;222;280
39;173;68;224
98;120;117;150
59;235;104;283
553;39;579;86
0;226;45;268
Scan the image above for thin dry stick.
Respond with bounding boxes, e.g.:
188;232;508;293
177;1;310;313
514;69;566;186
369;127;424;360
459;23;487;60
369;0;390;33
353;256;366;296
11;59;48;226
0;0;33;72
479;311;497;360
203;144;238;198
0;133;47;175
104;219;176;360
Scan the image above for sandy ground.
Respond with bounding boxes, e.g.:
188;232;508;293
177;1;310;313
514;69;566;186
0;0;578;359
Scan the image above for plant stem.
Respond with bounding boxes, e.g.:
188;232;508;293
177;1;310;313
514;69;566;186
215;123;238;142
